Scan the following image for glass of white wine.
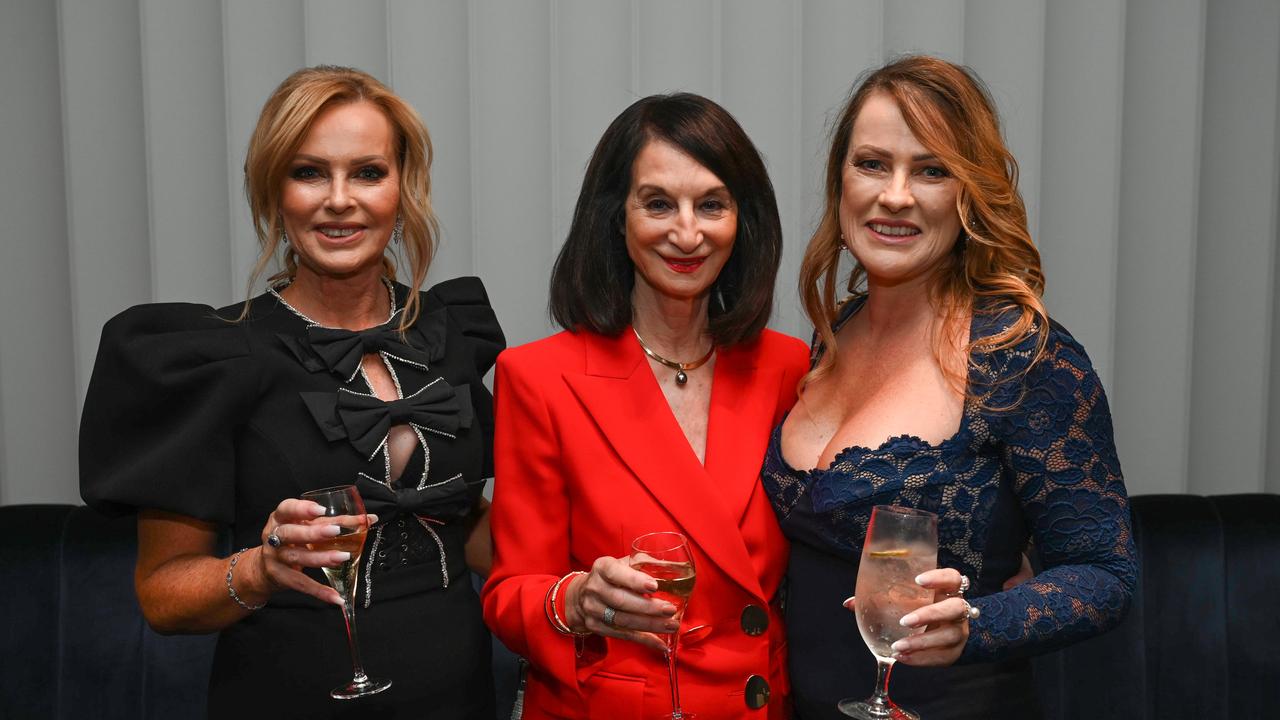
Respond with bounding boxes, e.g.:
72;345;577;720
839;505;938;720
631;531;697;720
301;484;391;700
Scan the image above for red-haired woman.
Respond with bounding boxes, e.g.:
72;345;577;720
764;56;1136;719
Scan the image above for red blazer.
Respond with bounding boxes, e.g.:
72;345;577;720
483;327;808;720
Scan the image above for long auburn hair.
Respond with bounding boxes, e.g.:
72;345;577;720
799;55;1048;403
242;65;439;330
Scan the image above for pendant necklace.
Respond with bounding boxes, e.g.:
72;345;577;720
632;328;715;386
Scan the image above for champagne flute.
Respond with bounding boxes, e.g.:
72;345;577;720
839;505;938;720
631;531;697;720
301;484;392;700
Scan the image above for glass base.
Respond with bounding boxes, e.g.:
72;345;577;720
330;676;392;700
838;697;918;720
662;713;695;720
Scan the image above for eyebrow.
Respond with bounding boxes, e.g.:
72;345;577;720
853;144;939;163
633;183;731;195
292;154;388;165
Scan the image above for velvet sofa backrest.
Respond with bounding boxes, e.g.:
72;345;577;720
1035;493;1280;720
5;495;1276;719
0;504;215;719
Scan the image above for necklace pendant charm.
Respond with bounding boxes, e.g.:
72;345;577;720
632;328;713;388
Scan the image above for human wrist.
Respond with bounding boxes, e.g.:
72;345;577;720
545;571;590;636
243;544;282;597
561;573;588;632
226;548;267;611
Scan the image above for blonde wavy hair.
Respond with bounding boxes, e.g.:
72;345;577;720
242;65;439;330
799;56;1048;404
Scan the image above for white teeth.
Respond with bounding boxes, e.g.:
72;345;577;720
319;227;358;238
869;223;919;237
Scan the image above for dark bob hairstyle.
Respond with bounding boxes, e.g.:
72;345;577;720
549;93;782;347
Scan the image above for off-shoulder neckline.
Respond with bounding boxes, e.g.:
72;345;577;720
781;294;978;475
771;406;974;479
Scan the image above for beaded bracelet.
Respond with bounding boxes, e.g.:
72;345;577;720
226;548;266;611
544;571;589;636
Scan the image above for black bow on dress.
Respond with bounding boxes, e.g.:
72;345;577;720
354;472;475;522
302;380;473;459
305;310;445;382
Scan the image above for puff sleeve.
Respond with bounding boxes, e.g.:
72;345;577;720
425;276;506;481
79;303;258;525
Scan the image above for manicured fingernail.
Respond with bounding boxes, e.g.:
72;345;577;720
334;551;351;561
367;514;379;525
324;525;342;536
891;640;909;652
915;574;927;585
309;502;326;515
666;620;679;631
843;596;856;607
900;613;918;627
662;603;677;614
645;580;658;592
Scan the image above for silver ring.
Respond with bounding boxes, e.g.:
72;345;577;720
266;528;282;549
957;574;971;596
602;606;617;627
961;599;980;621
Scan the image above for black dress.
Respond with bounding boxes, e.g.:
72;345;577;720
762;298;1136;720
80;277;504;719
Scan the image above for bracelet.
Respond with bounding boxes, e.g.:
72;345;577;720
226;547;266;611
544;571;589;636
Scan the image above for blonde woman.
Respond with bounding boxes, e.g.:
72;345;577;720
80;66;502;718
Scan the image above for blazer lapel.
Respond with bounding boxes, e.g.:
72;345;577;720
564;331;764;599
703;341;784;526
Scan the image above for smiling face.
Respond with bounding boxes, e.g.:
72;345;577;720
279;100;401;282
839;91;962;288
624;139;738;307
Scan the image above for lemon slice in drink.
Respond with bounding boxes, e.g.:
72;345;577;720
868;548;910;558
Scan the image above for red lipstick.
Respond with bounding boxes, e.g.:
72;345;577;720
665;257;706;274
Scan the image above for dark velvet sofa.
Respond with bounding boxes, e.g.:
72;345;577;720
2;495;1277;719
1033;493;1280;719
0;504;215;720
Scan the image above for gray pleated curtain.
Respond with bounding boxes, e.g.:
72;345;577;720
1;0;1278;504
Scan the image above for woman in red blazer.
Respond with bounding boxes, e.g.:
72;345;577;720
483;94;808;719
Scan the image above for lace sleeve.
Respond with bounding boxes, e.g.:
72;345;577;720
962;322;1137;662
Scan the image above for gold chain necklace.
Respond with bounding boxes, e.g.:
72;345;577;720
632;328;715;386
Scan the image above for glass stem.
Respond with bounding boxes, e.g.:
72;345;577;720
666;636;683;718
341;597;369;684
868;659;894;710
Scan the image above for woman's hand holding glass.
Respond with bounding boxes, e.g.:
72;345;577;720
252;497;378;607
854;567;973;667
562;555;681;654
840;505;938;719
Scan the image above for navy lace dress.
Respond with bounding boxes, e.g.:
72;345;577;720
763;298;1136;720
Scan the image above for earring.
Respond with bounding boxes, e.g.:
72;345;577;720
391;216;404;245
281;229;289;246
